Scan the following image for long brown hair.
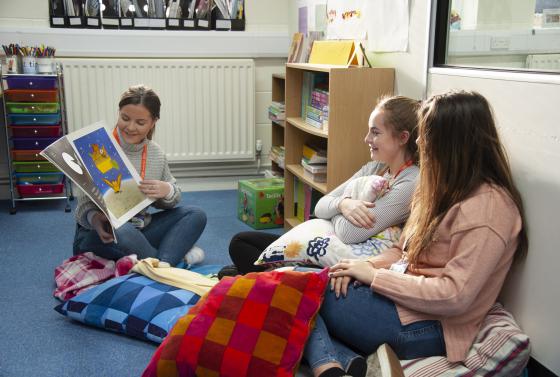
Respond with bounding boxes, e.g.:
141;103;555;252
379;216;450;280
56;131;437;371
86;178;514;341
404;91;527;265
118;84;161;140
376;95;420;164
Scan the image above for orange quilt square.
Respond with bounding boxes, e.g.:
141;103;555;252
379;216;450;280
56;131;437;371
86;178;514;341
252;330;287;365
270;284;302;316
206;318;236;346
228;277;256;299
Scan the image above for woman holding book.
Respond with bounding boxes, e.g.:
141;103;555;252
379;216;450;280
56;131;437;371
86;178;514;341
305;91;527;377
73;85;207;267
219;95;421;278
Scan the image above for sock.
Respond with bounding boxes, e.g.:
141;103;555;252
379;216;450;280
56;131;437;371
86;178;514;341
318;367;347;377
346;356;367;377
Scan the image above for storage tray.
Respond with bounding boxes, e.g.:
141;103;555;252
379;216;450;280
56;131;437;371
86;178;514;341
9;125;62;138
8;113;61;125
6;75;58;90
11;149;47;161
13;161;59;173
17;183;64;197
12;137;59;150
6;102;60;114
15;172;64;184
4;90;58;103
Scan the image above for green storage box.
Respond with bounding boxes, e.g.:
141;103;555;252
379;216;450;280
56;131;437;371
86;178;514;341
238;178;284;229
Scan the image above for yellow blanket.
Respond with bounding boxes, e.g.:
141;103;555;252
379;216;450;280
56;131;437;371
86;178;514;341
131;258;217;296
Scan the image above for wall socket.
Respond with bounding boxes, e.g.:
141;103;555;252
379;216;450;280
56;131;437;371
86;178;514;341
490;36;510;50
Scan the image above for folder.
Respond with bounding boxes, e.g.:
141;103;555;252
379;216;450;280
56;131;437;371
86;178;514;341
308;40;359;66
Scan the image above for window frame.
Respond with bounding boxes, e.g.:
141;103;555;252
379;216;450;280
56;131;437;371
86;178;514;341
432;0;560;75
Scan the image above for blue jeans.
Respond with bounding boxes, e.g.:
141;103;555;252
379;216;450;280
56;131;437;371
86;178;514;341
304;282;446;370
73;206;207;266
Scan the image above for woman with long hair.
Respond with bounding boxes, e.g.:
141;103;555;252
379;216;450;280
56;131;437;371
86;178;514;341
305;90;528;377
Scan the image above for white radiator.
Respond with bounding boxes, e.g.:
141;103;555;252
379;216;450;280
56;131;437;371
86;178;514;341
58;58;255;162
526;54;560;71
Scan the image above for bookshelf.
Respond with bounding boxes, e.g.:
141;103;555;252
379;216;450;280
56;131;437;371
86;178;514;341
270;73;285;176
284;63;394;229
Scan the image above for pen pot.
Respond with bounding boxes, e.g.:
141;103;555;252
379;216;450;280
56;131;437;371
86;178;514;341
37;57;56;74
22;56;37;74
6;55;21;74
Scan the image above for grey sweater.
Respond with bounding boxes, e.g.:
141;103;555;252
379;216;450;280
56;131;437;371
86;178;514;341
75;131;181;229
314;161;419;244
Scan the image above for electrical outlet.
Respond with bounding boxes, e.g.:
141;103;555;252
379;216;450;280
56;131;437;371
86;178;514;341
490;37;510;50
256;139;263;152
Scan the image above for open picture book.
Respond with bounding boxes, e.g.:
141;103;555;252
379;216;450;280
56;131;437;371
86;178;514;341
40;121;154;241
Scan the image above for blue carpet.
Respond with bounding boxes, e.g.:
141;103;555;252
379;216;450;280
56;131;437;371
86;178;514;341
0;190;283;377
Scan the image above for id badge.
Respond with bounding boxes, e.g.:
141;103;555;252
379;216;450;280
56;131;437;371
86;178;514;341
130;214;145;229
389;259;408;274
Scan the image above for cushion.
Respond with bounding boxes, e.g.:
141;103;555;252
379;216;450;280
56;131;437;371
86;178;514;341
55;273;201;343
255;218;401;267
142;268;329;377
400;303;530;376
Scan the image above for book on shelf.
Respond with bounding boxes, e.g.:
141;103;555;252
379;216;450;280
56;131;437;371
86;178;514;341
268;101;285;122
270;145;285;169
301;158;327;184
299;31;325;63
301;71;328;123
288;32;304;63
302;143;327;164
40;121;154;242
293;177;324;221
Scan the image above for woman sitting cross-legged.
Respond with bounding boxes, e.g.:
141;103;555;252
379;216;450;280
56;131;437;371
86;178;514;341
73;85;207;267
305;90;528;377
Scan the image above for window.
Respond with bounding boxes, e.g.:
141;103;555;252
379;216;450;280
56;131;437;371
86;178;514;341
434;0;560;73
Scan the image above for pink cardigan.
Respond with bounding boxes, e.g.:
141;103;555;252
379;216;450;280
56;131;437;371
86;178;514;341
369;183;522;362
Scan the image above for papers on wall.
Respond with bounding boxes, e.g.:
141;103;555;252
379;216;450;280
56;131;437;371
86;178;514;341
299;6;308;34
315;3;327;32
325;0;367;40
365;0;409;52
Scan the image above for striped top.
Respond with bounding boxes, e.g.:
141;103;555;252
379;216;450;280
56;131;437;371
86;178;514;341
314;161;419;244
75;130;181;229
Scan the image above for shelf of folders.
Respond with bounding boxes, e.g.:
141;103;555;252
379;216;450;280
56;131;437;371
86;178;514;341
48;0;244;31
2;45;57;75
301;71;330;131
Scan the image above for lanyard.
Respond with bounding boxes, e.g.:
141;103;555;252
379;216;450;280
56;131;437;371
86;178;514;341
391;159;414;181
113;128;147;180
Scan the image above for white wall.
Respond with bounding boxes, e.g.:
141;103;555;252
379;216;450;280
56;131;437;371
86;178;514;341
429;70;560;374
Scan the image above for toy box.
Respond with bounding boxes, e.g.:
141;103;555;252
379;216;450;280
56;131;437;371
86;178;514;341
238;178;284;229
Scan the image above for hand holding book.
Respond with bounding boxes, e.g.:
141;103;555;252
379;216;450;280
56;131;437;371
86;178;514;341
139;179;172;199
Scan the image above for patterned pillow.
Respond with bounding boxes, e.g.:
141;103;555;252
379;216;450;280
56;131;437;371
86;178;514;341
142;268;329;377
400;303;530;376
255;218;401;267
55;273;201;343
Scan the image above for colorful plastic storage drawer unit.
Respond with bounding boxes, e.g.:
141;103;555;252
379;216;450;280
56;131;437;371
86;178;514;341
12;137;58;150
4;90;58;103
6;102;60;114
10;125;62;138
17;183;64;197
13;161;59;173
8;113;61;125
11;149;46;161
6;75;57;90
15;172;64;185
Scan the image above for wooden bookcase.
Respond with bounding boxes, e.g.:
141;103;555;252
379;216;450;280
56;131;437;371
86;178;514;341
270;73;285;176
284;63;394;229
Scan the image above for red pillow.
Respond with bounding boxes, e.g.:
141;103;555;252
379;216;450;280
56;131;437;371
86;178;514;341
142;268;329;377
